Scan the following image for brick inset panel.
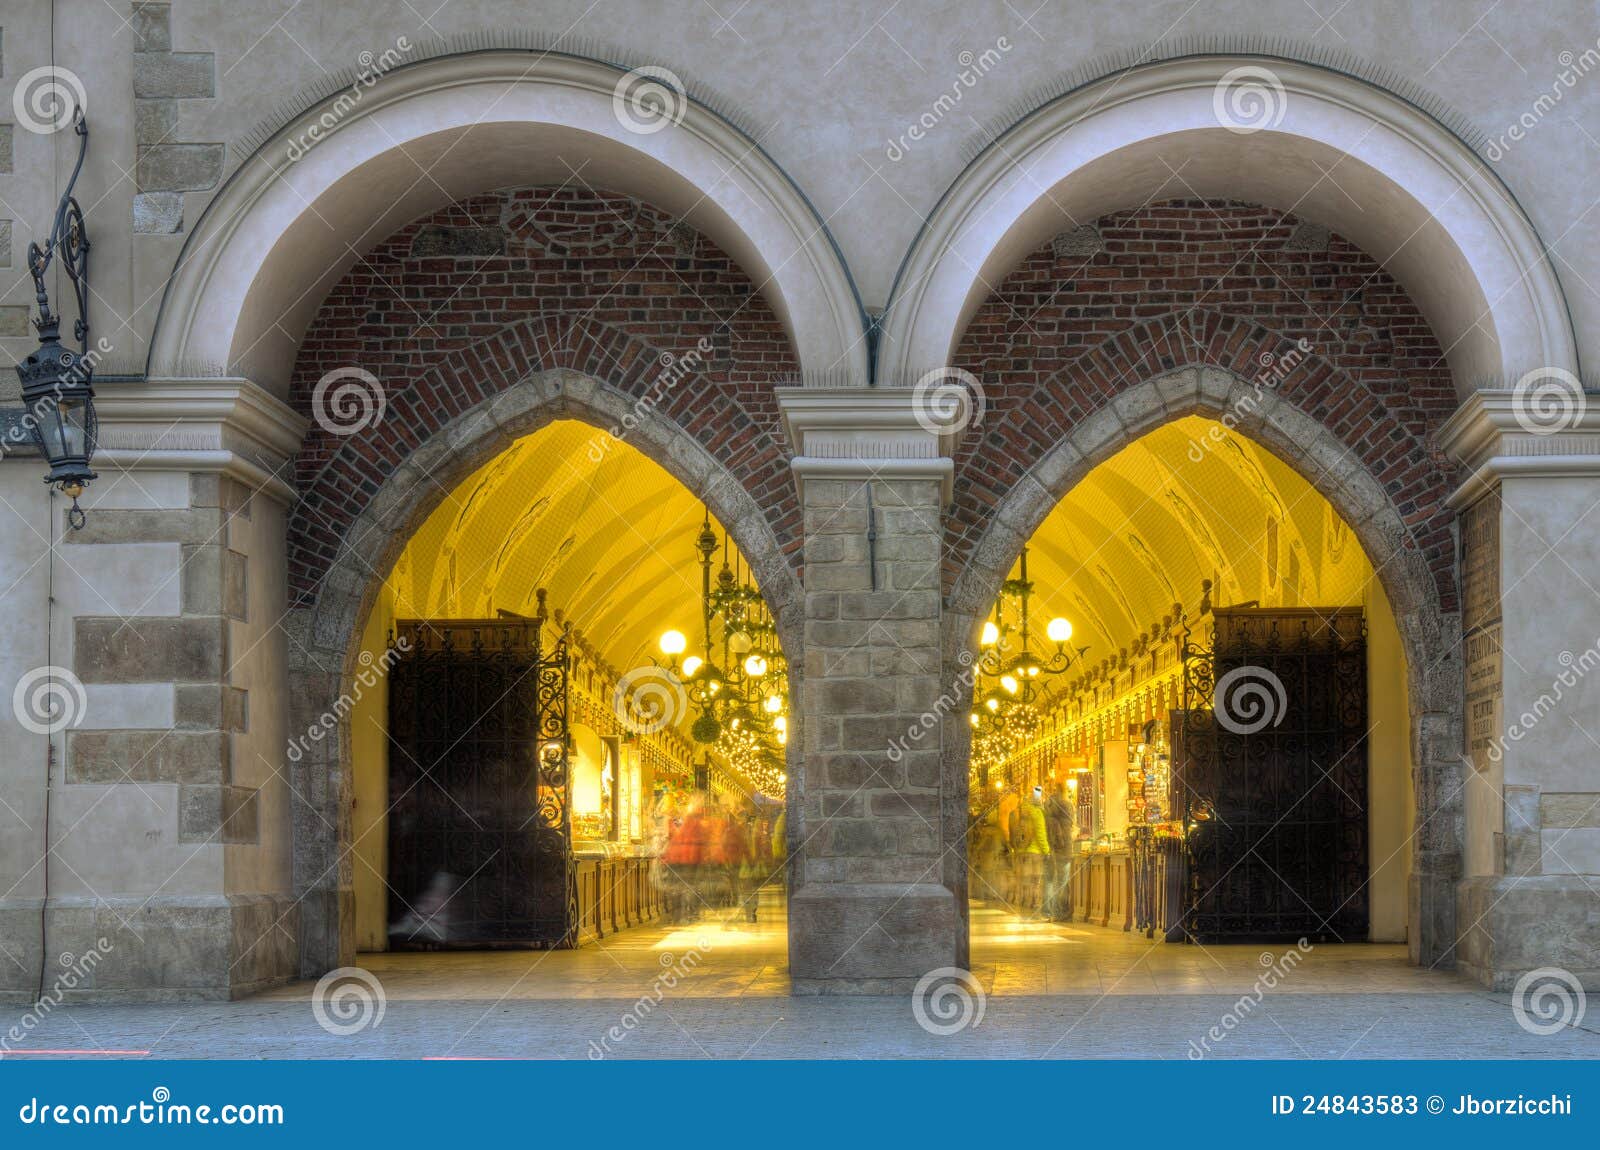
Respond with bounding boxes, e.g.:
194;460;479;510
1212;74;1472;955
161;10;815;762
287;188;801;607
949;199;1461;611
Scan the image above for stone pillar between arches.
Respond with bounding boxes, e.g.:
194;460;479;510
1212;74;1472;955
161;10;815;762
779;390;962;993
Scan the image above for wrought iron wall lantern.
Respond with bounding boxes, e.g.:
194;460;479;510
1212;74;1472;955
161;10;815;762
15;109;96;529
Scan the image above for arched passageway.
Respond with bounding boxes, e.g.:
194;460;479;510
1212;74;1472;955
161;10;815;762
959;414;1419;989
312;413;800;982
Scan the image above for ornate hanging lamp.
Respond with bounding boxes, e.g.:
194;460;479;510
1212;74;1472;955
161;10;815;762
15;111;97;529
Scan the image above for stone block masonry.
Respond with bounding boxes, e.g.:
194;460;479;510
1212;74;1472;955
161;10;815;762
789;476;959;993
130;2;221;233
19;469;298;1001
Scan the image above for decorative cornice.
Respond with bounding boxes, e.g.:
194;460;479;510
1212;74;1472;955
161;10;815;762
90;378;309;504
1437;389;1600;508
776;387;958;503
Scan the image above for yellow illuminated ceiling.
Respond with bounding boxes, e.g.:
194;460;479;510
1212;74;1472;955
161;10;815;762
388;416;1370;686
1019;416;1372;664
386;421;748;674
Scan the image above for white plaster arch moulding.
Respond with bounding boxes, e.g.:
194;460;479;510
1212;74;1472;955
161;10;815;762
880;56;1577;392
148;52;868;392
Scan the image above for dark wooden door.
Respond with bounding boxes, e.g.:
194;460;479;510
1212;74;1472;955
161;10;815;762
1176;608;1368;943
386;619;573;948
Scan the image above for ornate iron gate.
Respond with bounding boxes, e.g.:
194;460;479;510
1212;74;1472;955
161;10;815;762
1176;608;1367;943
386;611;574;948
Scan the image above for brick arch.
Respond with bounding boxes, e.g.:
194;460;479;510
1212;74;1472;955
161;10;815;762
288;312;802;608
283;367;806;977
938;367;1464;970
945;307;1459;613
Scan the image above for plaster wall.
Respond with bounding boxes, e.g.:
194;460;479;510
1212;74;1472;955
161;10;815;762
1500;476;1600;877
349;583;393;953
1;1;1594;382
1367;581;1414;944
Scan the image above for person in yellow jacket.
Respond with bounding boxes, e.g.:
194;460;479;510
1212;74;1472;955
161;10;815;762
1009;785;1051;916
770;810;787;879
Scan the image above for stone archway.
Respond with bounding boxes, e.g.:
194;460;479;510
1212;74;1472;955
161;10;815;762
938;366;1463;969
283;369;805;975
880;55;1576;391
148;50;868;390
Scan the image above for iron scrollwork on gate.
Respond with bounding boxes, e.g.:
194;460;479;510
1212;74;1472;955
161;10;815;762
1176;608;1368;943
386;597;576;948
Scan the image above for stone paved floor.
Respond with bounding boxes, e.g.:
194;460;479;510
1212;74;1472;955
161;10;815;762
6;899;1596;1059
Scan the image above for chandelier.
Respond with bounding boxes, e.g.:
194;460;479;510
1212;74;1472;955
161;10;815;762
969;545;1086;791
656;510;789;796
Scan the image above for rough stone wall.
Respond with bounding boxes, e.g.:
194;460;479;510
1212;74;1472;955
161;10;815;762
287;187;800;605
949;199;1460;612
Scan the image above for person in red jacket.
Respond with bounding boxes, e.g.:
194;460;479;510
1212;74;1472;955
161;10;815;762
659;795;706;923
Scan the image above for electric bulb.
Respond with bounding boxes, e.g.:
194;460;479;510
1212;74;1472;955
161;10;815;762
1001;674;1018;695
659;630;687;655
1047;617;1072;643
765;695;783;713
980;621;1000;647
743;654;767;677
681;655;703;678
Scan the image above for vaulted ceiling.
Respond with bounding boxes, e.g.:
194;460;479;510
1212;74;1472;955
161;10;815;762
385;421;748;675
1017;415;1373;667
386;416;1373;685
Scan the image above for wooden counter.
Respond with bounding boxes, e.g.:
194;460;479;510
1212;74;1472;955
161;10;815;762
1068;838;1184;940
572;852;660;945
